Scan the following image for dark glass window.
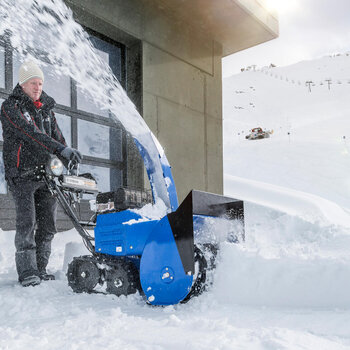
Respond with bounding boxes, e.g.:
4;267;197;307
77;34;123;117
0;46;4;89
55;113;72;147
0;98;4;142
0;152;5;194
0;97;5;194
78;119;111;159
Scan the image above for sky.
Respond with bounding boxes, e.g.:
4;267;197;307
222;0;350;77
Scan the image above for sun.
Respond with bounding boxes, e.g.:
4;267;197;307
264;0;299;15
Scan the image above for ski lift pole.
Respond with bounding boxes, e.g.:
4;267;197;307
343;135;349;154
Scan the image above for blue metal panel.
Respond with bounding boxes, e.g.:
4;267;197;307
133;136;178;212
159;153;178;211
94;210;158;256
139;216;193;305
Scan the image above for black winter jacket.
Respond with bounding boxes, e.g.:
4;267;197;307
0;84;67;179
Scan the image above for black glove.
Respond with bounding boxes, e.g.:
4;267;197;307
60;147;82;165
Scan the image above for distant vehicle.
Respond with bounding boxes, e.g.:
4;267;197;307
245;127;273;140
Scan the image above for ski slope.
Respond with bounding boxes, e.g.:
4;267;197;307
223;54;350;210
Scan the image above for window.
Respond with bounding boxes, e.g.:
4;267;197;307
77;47;109;117
76;34;123;117
78;119;111;159
79;164;111;193
0;152;5;194
0;99;4;194
0;98;4;142
0;30;127;196
0;46;4;89
55;113;72;147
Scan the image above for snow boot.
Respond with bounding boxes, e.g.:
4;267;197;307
37;247;55;280
21;275;41;287
16;249;40;283
39;270;55;281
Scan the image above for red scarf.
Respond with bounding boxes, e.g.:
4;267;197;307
33;100;42;109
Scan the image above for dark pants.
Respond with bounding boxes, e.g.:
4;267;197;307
9;179;58;281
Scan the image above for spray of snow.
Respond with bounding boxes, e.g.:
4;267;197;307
0;0;143;133
194;216;244;244
0;0;171;208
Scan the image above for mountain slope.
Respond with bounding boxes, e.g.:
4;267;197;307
223;54;350;210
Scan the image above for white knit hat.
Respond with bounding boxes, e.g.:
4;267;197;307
19;61;44;85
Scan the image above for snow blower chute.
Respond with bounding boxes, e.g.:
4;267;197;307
40;131;244;305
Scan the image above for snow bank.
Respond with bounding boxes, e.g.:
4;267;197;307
214;242;350;308
225;174;350;227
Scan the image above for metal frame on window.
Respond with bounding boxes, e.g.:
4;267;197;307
0;30;128;194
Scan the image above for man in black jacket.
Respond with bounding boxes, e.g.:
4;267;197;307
1;61;82;287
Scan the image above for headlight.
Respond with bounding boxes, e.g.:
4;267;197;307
48;157;64;176
61;175;98;193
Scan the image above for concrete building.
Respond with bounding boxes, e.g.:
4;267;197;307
68;0;278;201
0;0;278;229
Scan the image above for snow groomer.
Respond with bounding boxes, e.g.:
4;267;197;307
1;61;82;286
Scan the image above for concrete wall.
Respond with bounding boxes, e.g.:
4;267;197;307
141;5;224;201
67;0;228;201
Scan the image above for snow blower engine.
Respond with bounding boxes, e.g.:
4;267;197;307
40;133;244;306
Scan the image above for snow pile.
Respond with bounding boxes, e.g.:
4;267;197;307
130;199;168;220
122;200;168;225
214;204;350;308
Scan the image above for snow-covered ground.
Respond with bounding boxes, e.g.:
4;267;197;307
1;54;350;349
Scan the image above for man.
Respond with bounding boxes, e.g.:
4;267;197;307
0;61;82;287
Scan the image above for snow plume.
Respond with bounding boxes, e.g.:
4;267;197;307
0;0;143;133
0;0;171;208
194;216;245;244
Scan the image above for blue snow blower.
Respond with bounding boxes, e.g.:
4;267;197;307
40;132;244;305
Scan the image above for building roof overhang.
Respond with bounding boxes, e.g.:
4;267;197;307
144;0;279;57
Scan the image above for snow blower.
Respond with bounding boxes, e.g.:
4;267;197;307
39;131;244;305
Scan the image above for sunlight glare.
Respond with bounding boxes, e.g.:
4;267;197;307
264;0;299;15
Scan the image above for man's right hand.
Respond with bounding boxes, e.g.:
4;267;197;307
60;147;82;164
